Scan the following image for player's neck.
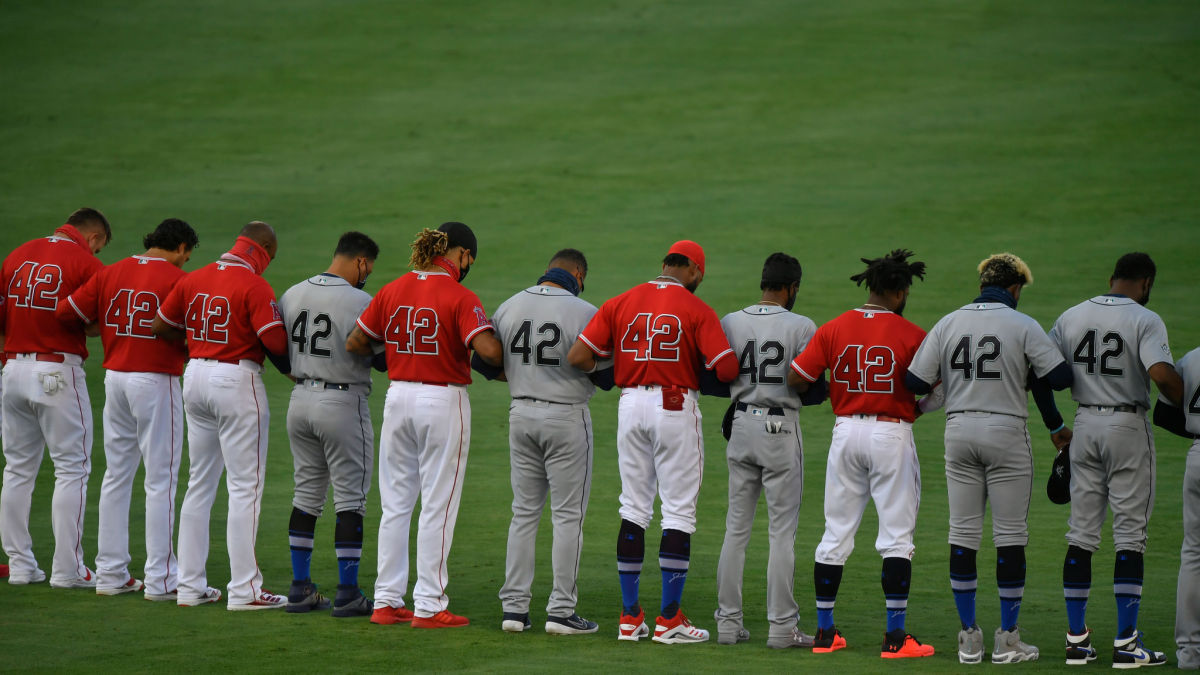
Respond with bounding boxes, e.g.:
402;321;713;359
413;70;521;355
861;293;897;312
759;288;790;307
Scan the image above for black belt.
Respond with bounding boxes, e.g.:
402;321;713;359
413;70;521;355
513;396;573;406
736;402;786;416
1084;404;1138;414
299;379;351;391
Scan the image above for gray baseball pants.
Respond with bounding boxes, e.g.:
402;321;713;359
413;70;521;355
1067;406;1156;553
715;406;803;639
287;380;374;516
944;412;1034;549
498;399;593;617
1177;440;1200;669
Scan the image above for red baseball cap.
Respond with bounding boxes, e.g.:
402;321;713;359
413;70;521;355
667;240;706;275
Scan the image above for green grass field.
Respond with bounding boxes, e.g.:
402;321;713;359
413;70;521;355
2;0;1199;672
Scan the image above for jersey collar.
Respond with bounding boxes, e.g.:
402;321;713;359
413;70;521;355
133;255;167;262
311;273;349;286
1092;294;1136;306
853;307;893;314
525;285;573;296
742;304;787;315
646;280;683;288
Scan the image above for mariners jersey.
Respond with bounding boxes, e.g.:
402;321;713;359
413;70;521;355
1;226;103;358
790;308;927;422
157;259;284;365
1048;295;1173;410
356;270;492;385
909;302;1064;418
578;280;734;390
490;285;610;404
720;304;817;410
1161;348;1200;435
278;273;374;385
63;255;189;375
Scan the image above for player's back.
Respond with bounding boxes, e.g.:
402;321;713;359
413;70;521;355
1050;295;1173;409
492;285;599;404
721;305;817;410
161;259;281;364
1170;347;1200;436
2;231;103;357
913;303;1063;418
279;274;373;385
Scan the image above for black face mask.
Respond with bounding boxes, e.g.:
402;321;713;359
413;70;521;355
784;287;797;311
355;262;370;290
458;263;470;282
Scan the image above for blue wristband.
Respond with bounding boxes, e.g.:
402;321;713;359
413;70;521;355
1050;423;1065;434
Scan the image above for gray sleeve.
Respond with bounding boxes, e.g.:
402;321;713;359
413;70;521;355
907;318;942;384
1138;313;1173;371
795;318;817;356
1048;315;1067;359
1024;316;1066;378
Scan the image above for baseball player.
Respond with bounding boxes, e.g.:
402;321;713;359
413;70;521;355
712;252;823;649
906;253;1074;664
62;219;199;600
346;222;502;628
567;240;737;645
1;208;111;588
1047;252;1185;667
786;248;936;659
472;248;612;635
279;231;382;618
152;221;293;610
1151;346;1200;669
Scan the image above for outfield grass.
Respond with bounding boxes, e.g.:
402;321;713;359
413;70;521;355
2;0;1199;673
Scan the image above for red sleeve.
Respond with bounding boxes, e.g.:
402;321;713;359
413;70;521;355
259;323;288;355
695;305;735;373
62;269;101;324
0;292;7;336
157;277;187;328
790;323;829;382
355;291;386;340
578;300;615;357
457;292;493;346
246;281;283;337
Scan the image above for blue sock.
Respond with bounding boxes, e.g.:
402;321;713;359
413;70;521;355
997;546;1026;632
950;546;978;629
617;520;644;615
1114;550;1144;639
659;530;690;618
335;511;364;587
815;562;843;630
288;508;317;582
882;557;911;633
1063;546;1092;635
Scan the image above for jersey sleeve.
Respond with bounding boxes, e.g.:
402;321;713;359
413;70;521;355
1047;315;1068;360
578;299;615;357
790;323;829;382
1023;316;1066;378
63;268;101;324
695;305;734;369
157;278;187;328
907;319;942;385
246;280;284;337
457;291;493;346
1138;313;1174;371
795;317;817;356
355;290;386;341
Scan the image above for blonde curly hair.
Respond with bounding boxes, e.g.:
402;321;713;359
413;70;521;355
978;253;1033;287
409;228;450;270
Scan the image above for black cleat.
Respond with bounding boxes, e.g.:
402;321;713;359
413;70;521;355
287;578;331;614
502;612;532;632
813;626;846;652
545;613;599;635
331;584;373;618
1113;632;1167;668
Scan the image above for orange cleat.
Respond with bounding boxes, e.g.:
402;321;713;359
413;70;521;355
370;605;415;625
813;627;846;653
881;630;935;658
411;610;469;629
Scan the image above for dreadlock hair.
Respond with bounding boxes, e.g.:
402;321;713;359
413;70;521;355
849;248;926;294
410;227;450;270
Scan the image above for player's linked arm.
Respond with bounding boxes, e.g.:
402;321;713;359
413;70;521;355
471;331;503;367
567;337;599;372
786;367;812;394
1149;362;1186;407
345;325;375;356
150;315;185;341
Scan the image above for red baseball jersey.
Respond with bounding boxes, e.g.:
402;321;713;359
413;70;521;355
157;259;283;365
578;280;734;390
356;270;493;385
790;308;927;422
1;226;103;358
64;255;189;376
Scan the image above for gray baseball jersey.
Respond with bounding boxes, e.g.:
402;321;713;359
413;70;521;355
1049;295;1173;410
1160;347;1200;435
1171;347;1200;665
909;302;1064;417
720;305;817;409
278;274;374;385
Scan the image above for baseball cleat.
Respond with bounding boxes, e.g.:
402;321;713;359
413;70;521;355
618;607;650;641
881;629;935;658
228;590;287;611
993;626;1039;664
8;568;46;585
546;613;599;635
502;612;532;632
0;564;8;578
718;628;750;646
50;567;97;589
411;610;470;628
178;587;222;606
331;585;373;618
370;605;415;625
813;626;846;653
145;589;178;602
768;628;816;649
653;611;709;644
286;578;331;614
1066;629;1098;665
1113;632;1167;669
958;625;984;664
97;577;144;596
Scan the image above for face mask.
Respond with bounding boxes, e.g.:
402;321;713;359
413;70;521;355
784;287;797;311
458;263;470;282
355;261;370;290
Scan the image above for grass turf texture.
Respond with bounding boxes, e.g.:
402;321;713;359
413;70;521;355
2;0;1199;672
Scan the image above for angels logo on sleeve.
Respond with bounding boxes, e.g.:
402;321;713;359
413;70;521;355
474;305;490;328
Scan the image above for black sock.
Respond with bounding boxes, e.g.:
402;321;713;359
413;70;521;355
617;519;645;616
950;545;978;630
659;529;690;619
882;557;912;633
815;562;844;630
1114;550;1144;639
334;511;364;587
996;546;1026;631
1064;545;1093;634
289;507;318;582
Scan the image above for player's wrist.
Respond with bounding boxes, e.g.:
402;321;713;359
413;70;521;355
1049;422;1065;434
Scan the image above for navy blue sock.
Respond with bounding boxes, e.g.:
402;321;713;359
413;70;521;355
289;508;318;582
334;511;364;587
996;546;1026;632
950;545;978;630
617;520;644;615
815;563;843;630
1063;546;1093;635
1114;550;1144;639
882;557;911;633
659;529;690;619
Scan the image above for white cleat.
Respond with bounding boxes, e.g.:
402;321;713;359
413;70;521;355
97;578;144;596
178;587;222;606
50;568;97;589
653;611;710;645
145;589;178;602
8;569;47;585
1113;632;1167;669
227;590;287;611
618;609;650;641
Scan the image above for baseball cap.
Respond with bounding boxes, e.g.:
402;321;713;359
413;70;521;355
438;222;477;258
667;240;705;275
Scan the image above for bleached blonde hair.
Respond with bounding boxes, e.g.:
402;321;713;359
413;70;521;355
978;253;1033;287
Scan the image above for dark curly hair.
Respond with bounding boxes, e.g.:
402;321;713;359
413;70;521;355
142;218;199;252
850;248;926;294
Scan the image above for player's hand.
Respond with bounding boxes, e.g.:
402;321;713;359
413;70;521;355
1050;426;1073;450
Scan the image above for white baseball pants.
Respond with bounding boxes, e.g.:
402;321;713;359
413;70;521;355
176;360;270;605
375;381;471;617
616;385;704;534
815;415;921;565
95;371;183;595
1;354;94;583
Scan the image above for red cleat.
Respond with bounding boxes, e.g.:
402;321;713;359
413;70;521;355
411;610;469;628
813;627;846;653
618;607;650;641
881;630;935;658
0;564;9;579
370;605;415;625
